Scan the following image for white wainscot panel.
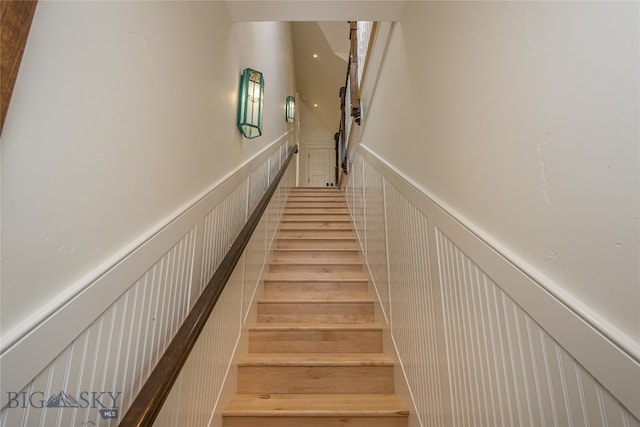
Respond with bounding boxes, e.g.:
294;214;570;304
435;228;640;427
200;181;249;293
154;255;245;427
384;180;445;427
0;229;197;427
244;214;267;321
248;161;269;214
266;185;280;251
152;139;295;426
363;157;389;321
353;153;366;246
269;145;281;184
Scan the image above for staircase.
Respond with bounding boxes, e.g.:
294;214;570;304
223;187;409;427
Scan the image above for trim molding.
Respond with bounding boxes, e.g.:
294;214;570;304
357;143;640;420
0;131;292;399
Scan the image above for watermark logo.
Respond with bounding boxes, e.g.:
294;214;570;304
6;390;122;420
45;391;81;408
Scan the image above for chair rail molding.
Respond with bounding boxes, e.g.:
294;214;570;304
345;143;640;425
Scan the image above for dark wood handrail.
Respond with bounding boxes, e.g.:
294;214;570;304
120;144;298;427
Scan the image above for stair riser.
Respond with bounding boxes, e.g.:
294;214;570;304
258;302;374;324
269;264;363;274
286;197;346;203
249;330;382;353
283;215;350;222
277;230;355;239
263;281;369;300
277;240;357;249
224;416;407;427
287;201;347;208
279;222;353;230
289;190;341;195
271;251;361;263
284;209;349;215
237;366;394;394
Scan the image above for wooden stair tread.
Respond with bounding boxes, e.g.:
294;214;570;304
290;189;342;193
224;394;409;416
271;249;361;259
281;218;351;222
272;248;360;253
285;202;347;207
284;211;350;217
277;233;355;239
259;298;374;304
286;197;343;199
270;260;362;266
271;252;361;261
238;353;393;366
250;323;382;331
280;222;352;227
264;271;369;281
279;226;351;229
287;201;348;206
277;236;356;241
282;215;351;221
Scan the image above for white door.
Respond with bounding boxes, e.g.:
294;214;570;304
307;148;335;187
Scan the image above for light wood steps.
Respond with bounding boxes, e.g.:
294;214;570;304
271;248;362;262
288;191;346;195
249;323;383;353
263;270;369;281
258;299;375;323
276;238;357;250
224;393;409;416
284;200;347;205
284;209;350;216
282;214;351;222
268;262;363;274
237;353;394;394
277;229;355;239
223;188;408;426
279;221;353;230
224;394;408;427
263;280;369;300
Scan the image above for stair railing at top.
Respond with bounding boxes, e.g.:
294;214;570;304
119;144;298;427
338;21;377;188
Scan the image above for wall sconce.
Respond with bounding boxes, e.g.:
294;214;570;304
237;68;264;139
285;96;296;123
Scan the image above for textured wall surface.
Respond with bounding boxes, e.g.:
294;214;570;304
358;0;639;350
1;1;296;349
0;135;295;426
346;147;639;426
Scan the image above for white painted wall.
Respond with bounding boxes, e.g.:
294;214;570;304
360;1;639;347
1;1;296;348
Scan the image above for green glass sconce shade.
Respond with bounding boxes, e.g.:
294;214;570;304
237;68;264;139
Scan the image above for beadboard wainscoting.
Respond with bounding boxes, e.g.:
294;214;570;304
345;146;640;427
0;133;294;427
153;156;294;427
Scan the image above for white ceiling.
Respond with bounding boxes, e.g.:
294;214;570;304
292;21;349;132
225;1;406;22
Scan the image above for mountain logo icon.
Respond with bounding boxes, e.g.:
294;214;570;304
45;391;81;408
